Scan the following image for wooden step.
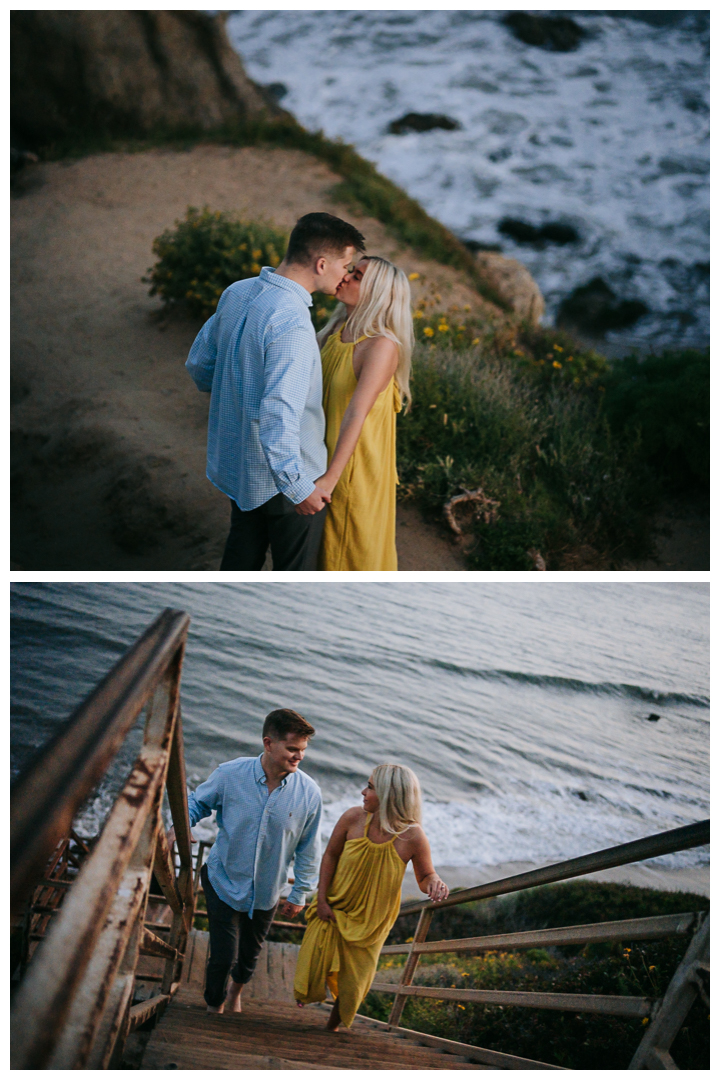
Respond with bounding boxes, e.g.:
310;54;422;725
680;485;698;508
143;998;480;1070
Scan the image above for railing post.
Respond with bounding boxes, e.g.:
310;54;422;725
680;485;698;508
388;906;434;1028
628;913;710;1069
162;703;195;994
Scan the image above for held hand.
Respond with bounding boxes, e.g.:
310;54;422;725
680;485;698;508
277;900;304;919
294;484;332;515
425;875;449;903
316;897;337;924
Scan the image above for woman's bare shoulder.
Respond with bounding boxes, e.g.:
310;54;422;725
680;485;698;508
398;823;426;844
336;805;366;827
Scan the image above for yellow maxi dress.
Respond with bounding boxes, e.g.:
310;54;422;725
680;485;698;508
294;814;406;1028
319;330;402;571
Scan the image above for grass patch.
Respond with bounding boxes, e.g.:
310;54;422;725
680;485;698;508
397;339;658;569
601;349;709;493
365;881;709;1069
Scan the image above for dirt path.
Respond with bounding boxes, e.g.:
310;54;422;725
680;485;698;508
11;146;492;571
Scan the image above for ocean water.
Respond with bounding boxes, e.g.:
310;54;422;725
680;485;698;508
10;582;709;874
226;10;709;354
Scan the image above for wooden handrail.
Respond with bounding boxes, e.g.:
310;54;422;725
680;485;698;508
380;911;701;956
373;982;657;1018
11;608;191;913
399;818;710;917
10;609;193;1070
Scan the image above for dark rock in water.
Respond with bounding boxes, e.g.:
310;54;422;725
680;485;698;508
498;218;580;246
388;112;461;135
11;11;283;148
647;713;660;722
463;239;503;253
503;13;586;52
263;82;288;103
557;277;649;336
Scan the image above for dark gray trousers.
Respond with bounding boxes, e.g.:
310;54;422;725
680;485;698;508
201;863;277;1007
220;493;327;571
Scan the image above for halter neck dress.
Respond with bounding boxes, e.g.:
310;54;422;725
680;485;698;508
293;812;406;1028
319;329;402;571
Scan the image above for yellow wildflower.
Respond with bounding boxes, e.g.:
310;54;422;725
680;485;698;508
553;343;564;352
405;937;414;944
438;323;449;332
566;355;574;362
424;327;435;337
408;272;420;281
457;1004;466;1010
251;263;261;274
471;338;480;345
649;966;656;971
553;360;562;369
413;310;425;319
252;249;263;260
642;1018;649;1026
464;304;471;311
458;324;466;331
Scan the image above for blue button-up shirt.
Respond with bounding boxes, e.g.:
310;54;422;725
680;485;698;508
186;267;327;511
188;754;322;914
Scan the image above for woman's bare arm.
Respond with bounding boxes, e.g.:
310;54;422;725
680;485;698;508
316;808;361;922
316;337;398;494
407;828;448;903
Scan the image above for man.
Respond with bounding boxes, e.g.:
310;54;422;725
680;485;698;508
186;212;366;570
169;709;322;1014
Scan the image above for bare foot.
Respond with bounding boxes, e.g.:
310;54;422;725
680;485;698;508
325;1000;341;1032
207;1003;224;1014
224;978;244;1013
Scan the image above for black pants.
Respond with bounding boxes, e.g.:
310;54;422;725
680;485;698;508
201;864;277;1007
220;493;327;571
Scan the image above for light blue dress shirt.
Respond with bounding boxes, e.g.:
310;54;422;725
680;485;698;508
188;754;323;915
185;267;327;511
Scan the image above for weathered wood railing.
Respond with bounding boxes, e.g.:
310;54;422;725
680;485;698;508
10;608;193;1070
371;819;710;1070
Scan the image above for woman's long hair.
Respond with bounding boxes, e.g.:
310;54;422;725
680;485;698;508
317;256;414;409
371;763;422;837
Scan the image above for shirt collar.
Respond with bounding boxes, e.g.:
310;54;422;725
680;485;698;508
255;752;288;788
259;266;313;307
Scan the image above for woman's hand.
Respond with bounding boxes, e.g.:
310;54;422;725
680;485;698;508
424;874;449;903
316;897;337;923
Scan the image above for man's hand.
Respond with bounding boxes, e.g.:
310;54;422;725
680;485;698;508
316;897;337;924
294;484;332;515
277;899;305;919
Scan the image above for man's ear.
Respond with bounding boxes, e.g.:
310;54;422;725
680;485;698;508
262;734;274;752
314;255;327;277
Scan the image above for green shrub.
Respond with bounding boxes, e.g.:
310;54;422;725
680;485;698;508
397;342;657;569
145;205;342;330
601;349;709;492
144;206;288;319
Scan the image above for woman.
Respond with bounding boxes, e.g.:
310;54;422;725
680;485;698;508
294;763;448;1032
314;257;414;571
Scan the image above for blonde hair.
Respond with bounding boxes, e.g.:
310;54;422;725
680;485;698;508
317;256;414;409
371;763;422;837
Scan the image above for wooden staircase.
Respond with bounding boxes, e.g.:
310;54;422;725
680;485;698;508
140;930;485;1070
142;991;484;1070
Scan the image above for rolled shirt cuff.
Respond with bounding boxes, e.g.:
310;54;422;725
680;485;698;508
286;888;306;907
277;475;316;505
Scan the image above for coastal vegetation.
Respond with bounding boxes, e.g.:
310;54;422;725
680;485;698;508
145;208;708;569
365;881;710;1070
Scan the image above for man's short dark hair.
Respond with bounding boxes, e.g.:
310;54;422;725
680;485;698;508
263;708;316;741
285;212;365;267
